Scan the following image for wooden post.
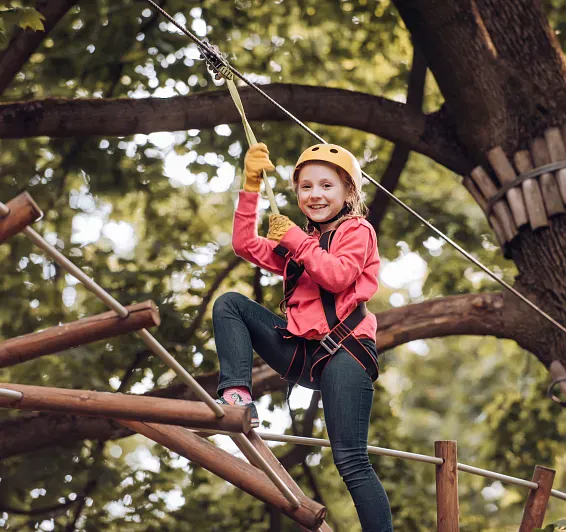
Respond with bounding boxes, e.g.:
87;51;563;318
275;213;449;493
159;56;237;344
470;166;518;242
0;301;160;368
0;192;42;244
462;176;507;246
544;128;566;203
513;151;549;230
120;421;326;531
487;147;529;228
519;465;555;532
435;441;459;532
0;383;251;433
530;137;565;217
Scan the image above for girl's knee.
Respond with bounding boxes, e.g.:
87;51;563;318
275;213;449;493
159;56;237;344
213;291;248;316
332;447;373;480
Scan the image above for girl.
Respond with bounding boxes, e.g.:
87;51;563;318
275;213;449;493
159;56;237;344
213;142;394;532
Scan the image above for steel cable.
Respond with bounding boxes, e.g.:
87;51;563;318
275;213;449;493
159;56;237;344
142;0;566;337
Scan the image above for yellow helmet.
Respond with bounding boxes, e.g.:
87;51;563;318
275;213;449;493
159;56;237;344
293;144;362;190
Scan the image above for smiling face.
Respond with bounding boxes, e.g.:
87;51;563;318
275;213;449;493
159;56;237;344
296;163;349;231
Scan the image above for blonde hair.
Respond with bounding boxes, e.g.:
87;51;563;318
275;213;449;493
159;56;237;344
291;160;368;235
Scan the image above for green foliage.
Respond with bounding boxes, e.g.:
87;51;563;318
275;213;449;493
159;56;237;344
0;2;44;49
0;1;564;531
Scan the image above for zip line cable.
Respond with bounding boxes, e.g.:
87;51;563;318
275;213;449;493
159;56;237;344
142;0;566;339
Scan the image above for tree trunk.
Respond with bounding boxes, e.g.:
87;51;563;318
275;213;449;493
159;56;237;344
393;0;566;370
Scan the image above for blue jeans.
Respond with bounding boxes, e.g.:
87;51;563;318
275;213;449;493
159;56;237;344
213;292;394;532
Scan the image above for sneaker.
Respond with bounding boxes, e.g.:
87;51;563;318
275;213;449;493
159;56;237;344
215;396;260;428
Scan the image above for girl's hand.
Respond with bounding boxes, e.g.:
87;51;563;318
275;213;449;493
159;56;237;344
267;214;296;242
243;143;275;192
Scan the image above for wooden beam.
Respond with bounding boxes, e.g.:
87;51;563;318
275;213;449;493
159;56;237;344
0;301;160;368
435;441;459;532
120;420;326;531
235;430;332;531
0;383;251;433
0;192;42;243
519;465;555;532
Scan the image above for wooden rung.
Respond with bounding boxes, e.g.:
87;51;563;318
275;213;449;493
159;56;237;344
544;127;566;203
435;440;459;532
513;151;549;231
530;137;565;217
0;192;42;244
0;383;252;433
119;421;327;531
462;176;507;247
487;147;529;227
470;166;518;242
0;301;160;368
518;465;555;532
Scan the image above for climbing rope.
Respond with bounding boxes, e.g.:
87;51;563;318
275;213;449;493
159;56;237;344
143;0;566;341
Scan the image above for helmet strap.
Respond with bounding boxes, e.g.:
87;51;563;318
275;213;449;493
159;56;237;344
306;203;352;231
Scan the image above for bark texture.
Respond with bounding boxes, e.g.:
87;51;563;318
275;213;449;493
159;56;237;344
393;0;566;159
0;85;468;173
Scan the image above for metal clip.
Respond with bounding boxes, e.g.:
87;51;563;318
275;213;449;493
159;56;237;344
199;39;233;81
320;333;341;355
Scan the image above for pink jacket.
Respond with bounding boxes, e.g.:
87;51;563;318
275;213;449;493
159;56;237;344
232;191;380;340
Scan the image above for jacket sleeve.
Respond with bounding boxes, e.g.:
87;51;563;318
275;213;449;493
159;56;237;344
279;220;375;293
232;191;285;276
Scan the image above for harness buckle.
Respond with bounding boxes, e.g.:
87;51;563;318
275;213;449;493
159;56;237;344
320;333;341;355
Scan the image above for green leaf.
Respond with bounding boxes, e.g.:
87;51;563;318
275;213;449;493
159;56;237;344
0;7;45;32
16;7;45;31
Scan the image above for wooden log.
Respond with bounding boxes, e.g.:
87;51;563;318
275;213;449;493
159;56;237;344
530;138;565;216
518;465;555;532
0;383;251;433
0;192;42;244
470;166;518;242
462;176;506;246
120;421;326;531
235;430;333;531
0;301;160;368
513;151;549;230
487;147;529;227
544;127;566;203
435;441;459;532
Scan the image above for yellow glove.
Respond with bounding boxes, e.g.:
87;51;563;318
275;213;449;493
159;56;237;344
267;214;296;242
243;143;275;192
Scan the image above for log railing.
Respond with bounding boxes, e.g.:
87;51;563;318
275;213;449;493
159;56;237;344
0;301;160;368
0;191;42;243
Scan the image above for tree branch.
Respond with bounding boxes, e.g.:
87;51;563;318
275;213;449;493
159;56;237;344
0;84;470;173
0;499;75;518
0;292;523;460
179;254;243;343
367;45;427;232
0;0;79;97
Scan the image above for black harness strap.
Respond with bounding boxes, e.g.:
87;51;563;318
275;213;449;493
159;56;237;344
274;230;379;386
273;244;304;314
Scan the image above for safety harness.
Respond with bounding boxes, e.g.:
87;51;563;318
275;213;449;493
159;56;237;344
272;229;379;388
